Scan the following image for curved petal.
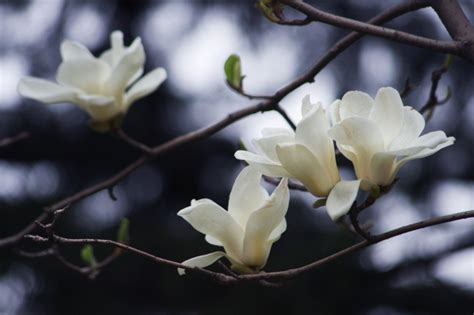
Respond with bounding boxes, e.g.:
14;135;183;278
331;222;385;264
369;87;404;145
369;152;397;186
301;94;317;116
100;31;125;67
228;166;269;228
268;219;287;243
18;77;78;104
234;150;292;178
339;90;373;120
276;143;335;197
329;99;341;125
104;38;145;98
124;67;167;109
178;199;243;259
178;251;226;275
393;136;455;178
253;134;294;162
242;178;289;269
60;40;94;61
77;94;117;122
295;102;339;184
261;127;294;137
205;235;222;246
326;180;361;221
412;131;452;148
57;59;110;94
389;107;425;150
328;117;384;180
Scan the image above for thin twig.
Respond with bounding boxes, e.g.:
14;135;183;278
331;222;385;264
0;131;30;147
114;128;154;155
274;105;296;130
419;56;452;120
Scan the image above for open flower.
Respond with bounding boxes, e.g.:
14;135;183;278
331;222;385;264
234;96;340;197
177;166;289;275
18;31;167;130
325;87;455;220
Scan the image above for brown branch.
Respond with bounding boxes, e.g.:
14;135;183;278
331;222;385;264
0;0;432;248
431;0;474;62
26;210;474;285
0;131;30;147
240;209;474;281
281;0;466;58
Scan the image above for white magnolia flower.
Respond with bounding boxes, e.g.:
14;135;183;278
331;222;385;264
325;87;455;220
177;166;289;275
18;30;167;127
234;96;340;197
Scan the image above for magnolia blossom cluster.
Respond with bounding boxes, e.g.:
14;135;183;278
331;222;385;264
179;87;454;274
17;31;455;275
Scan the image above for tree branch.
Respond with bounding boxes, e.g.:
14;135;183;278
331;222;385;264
0;131;30;148
280;0;466;58
26;210;473;285
431;0;474;62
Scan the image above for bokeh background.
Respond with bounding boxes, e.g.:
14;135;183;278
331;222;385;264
0;0;473;314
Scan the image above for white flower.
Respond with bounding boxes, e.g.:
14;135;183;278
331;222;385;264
234;95;340;197
17;30;167;126
325;87;455;220
177;166;289;275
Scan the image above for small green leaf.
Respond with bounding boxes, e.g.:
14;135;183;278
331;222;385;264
80;245;97;266
224;54;242;90
369;184;381;198
312;198;327;209
443;54;454;69
255;0;280;23
117;218;130;244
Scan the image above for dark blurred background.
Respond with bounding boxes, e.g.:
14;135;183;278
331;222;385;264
0;0;473;314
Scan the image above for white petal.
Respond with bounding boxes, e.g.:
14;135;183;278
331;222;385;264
369;87;404;145
228;166;269;228
369;152;397;186
329;99;342;126
242;178;289;269
234;150;292;178
77;95;117;122
326;180;361;221
295;102;339;184
124;67;167;109
268;219;287;243
339;90;373;120
389;107;425;150
178;199;243;259
301;94;314;116
56;59;110;94
393;136;455;177
276;143;335;197
261;127;294;137
18;77;77;104
60;40;94;61
205;235;222;246
412;131;452;148
178;251;226;275
328;117;385;181
99;31;125;67
253;134;294;162
104;38;145;97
